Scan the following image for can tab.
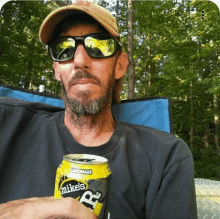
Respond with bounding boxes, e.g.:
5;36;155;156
72;158;96;162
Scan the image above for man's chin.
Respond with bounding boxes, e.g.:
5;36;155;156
60;78;114;116
64;96;109;116
67;92;101;107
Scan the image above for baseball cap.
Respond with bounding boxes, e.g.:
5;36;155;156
39;0;119;45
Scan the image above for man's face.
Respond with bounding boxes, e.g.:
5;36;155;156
53;23;118;116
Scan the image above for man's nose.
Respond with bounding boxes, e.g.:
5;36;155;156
73;44;91;69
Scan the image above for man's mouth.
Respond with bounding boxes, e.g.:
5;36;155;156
71;78;98;86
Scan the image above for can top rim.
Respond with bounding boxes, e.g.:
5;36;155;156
63;154;109;165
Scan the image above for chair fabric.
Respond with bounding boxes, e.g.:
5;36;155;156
0;84;172;133
0;84;65;108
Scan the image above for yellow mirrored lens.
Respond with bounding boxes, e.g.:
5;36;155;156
85;37;114;56
57;39;75;50
62;40;75;48
54;38;75;60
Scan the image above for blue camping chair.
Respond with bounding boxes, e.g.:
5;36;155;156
0;84;172;133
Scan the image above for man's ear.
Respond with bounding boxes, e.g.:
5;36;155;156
53;62;61;82
115;52;128;80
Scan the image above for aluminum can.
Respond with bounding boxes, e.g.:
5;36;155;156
54;154;111;218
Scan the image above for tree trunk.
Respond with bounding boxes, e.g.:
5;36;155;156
147;35;151;96
116;0;119;27
213;94;220;155
127;0;134;99
204;133;209;148
190;79;193;149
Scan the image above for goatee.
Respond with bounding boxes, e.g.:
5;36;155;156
61;70;115;117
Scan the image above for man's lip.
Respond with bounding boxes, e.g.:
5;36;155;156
71;79;98;85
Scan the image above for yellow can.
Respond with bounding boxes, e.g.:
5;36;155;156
54;154;111;219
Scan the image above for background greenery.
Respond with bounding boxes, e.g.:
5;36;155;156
0;0;220;180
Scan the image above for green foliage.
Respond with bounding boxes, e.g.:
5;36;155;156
193;147;220;180
119;0;220;179
0;0;60;94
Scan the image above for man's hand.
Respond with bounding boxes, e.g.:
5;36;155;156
0;196;97;219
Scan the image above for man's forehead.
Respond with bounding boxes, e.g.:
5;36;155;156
60;23;105;37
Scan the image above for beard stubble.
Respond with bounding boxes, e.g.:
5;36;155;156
61;70;115;117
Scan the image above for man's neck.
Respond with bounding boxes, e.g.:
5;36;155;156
64;105;116;147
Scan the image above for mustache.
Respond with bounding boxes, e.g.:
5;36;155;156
68;70;101;87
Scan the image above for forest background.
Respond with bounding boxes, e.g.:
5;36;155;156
0;0;220;180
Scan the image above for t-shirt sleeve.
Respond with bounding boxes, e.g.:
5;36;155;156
146;154;198;218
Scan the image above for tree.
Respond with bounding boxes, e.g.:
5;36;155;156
127;0;134;99
0;0;60;94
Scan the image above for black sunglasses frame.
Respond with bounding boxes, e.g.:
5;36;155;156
47;33;122;62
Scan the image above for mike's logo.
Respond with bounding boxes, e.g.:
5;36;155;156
60;180;86;198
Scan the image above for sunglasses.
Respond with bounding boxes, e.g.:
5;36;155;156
48;33;122;62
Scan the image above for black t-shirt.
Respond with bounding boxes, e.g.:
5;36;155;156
0;97;197;218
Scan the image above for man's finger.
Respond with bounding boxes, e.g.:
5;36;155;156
37;197;97;219
0;197;97;219
0;197;55;215
1;197;54;208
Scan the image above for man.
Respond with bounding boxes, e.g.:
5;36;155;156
0;1;197;218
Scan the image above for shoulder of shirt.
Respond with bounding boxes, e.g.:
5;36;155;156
117;120;192;159
0;97;64;114
119;120;174;139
